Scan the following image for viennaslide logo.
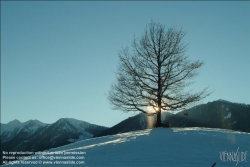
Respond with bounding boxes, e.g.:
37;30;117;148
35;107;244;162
219;147;247;166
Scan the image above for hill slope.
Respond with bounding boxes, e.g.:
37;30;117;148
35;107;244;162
99;100;250;137
3;128;250;167
97;113;156;137
166;100;250;132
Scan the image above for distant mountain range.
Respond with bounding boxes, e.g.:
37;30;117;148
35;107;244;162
1;99;249;165
0;118;107;165
1;119;47;143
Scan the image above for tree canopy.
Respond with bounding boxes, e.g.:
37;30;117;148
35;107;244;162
108;21;210;127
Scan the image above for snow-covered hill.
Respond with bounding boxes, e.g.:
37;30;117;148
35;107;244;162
98;100;250;137
3;127;250;167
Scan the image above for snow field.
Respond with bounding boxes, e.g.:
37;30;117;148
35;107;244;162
3;127;250;167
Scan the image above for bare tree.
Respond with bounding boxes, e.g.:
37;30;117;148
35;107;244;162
108;21;210;127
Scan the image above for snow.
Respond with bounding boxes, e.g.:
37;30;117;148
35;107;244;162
1;120;48;143
68;135;90;143
1;118;97;145
1;123;20;135
221;104;230;111
224;112;232;119
67;138;75;143
57;118;93;132
50;134;60;144
1;119;47;135
59;118;94;138
3;127;250;167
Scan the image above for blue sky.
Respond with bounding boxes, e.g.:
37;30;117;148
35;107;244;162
1;1;250;127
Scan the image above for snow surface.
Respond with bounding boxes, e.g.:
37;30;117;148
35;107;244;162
1;120;47;135
232;121;237;125
3;127;250;167
68;135;89;143
1;120;48;143
58;118;94;140
224;112;232;119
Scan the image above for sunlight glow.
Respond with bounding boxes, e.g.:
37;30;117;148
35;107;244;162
154;107;160;111
146;105;155;113
146;105;160;113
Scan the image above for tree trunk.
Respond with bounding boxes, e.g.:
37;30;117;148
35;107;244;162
156;111;162;127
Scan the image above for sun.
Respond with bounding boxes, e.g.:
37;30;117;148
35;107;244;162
147;105;160;113
154;107;160;111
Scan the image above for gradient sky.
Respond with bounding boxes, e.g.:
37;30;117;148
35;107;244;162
1;1;250;127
